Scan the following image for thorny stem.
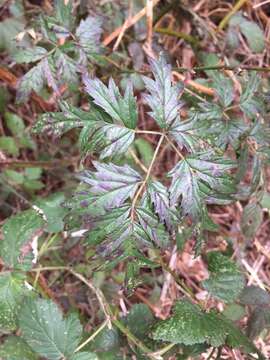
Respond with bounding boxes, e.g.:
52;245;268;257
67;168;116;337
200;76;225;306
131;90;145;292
131;134;165;220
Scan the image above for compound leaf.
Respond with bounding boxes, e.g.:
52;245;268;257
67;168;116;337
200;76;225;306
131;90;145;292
202;252;245;303
19;298;82;360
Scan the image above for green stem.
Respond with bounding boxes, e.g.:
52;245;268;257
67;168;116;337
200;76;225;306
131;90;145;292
75;320;108;353
154;27;199;47
218;0;249;30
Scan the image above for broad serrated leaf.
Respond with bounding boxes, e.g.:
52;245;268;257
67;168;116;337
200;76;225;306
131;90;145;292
76;16;102;56
13;46;48;64
240;286;270;306
83;76;138;129
249;121;270;146
151;299;259;355
0;336;38;360
19;298;82;360
16;61;45;103
202;252;245;303
0;272;29;332
125;304;154;339
78;162;142;209
0;209;43;270
142;55;182;128
169;153;235;219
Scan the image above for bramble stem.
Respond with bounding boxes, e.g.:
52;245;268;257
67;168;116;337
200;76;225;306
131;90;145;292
131;134;165;220
218;0;249;30
75;320;108;352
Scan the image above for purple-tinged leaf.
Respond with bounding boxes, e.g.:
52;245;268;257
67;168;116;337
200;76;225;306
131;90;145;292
169;153;235;219
100;124;135;158
142;55;183;128
83;75;138;129
79;162;142;209
148;181;176;230
16;62;46;103
76;16;103;55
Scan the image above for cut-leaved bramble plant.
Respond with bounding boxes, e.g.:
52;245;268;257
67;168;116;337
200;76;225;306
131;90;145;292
0;1;270;359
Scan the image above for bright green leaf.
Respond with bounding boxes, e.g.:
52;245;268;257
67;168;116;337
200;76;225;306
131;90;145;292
19;298;82;360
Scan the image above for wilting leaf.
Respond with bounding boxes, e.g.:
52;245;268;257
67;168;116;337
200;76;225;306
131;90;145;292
202;252;245;303
19;298;82;360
